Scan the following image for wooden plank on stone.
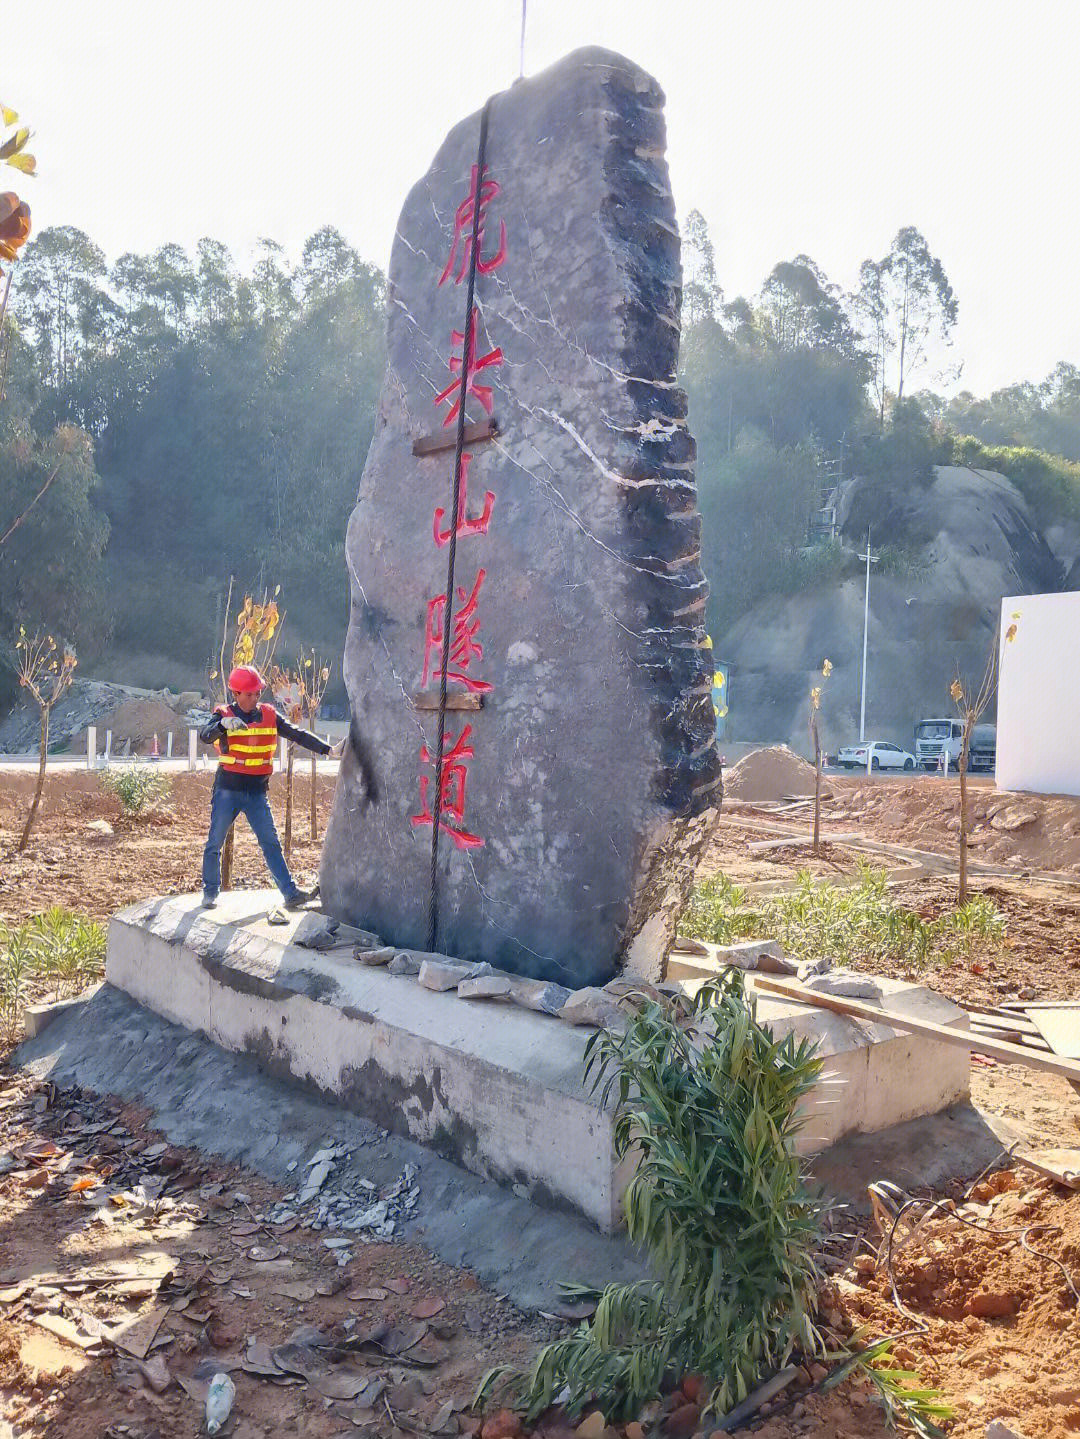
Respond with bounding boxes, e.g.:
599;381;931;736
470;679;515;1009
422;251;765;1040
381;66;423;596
753;975;1080;1084
412;691;485;712
1025;1005;1080;1059
411;419;500;457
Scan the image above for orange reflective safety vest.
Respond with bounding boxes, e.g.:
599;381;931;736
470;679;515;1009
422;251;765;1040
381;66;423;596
214;704;278;776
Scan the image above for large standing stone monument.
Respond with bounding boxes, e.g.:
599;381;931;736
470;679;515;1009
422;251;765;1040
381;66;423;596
321;47;721;985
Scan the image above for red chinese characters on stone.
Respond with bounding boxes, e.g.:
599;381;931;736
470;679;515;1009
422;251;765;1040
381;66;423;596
433;452;495;547
421;569;493;694
411;724;484;850
416;164;510;853
433;310;503;429
438;164;508;287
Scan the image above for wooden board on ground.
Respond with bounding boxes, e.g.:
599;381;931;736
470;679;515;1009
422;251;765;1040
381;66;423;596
752;975;1080;1085
969;1018;1052;1052
1025;1005;1080;1060
1015;1148;1080;1190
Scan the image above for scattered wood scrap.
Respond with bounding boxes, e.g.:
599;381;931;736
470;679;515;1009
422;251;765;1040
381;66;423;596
1015;1148;1080;1190
753;976;1080;1086
1024;1005;1080;1060
966;1004;1053;1054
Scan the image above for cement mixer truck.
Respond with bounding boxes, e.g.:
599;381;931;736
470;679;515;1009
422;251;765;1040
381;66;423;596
914;717;996;773
913;717;963;771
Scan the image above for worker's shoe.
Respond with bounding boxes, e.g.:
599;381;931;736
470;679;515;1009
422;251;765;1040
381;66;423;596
201;892;218;909
283;886;318;911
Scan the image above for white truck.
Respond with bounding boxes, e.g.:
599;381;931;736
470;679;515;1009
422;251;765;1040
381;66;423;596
913;717;964;771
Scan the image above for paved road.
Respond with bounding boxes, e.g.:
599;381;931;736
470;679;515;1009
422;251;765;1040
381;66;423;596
0;755;344;775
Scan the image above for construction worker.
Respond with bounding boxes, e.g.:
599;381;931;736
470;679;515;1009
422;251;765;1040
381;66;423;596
199;665;344;909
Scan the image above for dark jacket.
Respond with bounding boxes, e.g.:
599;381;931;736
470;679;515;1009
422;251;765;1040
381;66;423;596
200;703;332;793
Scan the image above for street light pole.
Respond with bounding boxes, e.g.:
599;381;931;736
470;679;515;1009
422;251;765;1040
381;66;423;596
858;526;879;743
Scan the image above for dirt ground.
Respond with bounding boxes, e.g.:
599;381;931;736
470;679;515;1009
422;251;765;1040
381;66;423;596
0;768;332;927
825;774;1080;874
0;1070;557;1439
0;767;1079;1437
705;816;1080;1013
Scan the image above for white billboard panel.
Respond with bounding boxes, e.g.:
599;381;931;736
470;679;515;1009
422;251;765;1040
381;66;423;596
997;591;1080;796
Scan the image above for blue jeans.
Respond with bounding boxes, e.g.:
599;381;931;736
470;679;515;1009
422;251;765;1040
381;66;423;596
202;785;297;900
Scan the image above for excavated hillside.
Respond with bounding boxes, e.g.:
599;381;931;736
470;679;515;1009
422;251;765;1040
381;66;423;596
719;466;1065;751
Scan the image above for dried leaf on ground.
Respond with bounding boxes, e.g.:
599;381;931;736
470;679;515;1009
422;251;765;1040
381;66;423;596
379;1321;430;1357
412;1295;446;1319
274;1282;317;1302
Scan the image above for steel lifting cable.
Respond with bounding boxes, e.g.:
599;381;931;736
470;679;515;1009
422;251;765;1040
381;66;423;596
427;99;493;953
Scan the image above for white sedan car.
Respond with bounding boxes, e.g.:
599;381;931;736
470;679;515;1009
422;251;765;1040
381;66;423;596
835;740;917;771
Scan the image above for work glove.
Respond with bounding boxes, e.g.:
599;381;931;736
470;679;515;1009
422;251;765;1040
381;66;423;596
220;715;246;732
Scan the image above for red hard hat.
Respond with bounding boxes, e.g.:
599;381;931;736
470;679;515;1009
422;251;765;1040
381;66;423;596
228;665;265;694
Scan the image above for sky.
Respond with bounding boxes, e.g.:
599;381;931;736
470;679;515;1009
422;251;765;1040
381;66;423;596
10;0;1080;396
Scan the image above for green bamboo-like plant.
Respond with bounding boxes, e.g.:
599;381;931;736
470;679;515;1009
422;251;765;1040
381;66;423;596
479;974;826;1420
681;863;1006;971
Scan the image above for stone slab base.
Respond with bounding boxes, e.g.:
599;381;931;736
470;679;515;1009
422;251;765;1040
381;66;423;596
106;892;970;1230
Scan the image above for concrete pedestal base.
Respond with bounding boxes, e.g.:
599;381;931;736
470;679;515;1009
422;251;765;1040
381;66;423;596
106;892;970;1231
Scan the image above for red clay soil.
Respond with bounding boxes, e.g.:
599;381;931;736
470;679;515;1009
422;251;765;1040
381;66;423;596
0;769;333;926
1;769;1079;1437
825;775;1080;874
0;1072;555;1439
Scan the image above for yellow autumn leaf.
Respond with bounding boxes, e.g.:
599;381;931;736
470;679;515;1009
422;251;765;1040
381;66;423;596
6;153;35;175
0;106;17;127
950;679;964;703
0;127;30;160
822;658;833;678
1005;623;1017;643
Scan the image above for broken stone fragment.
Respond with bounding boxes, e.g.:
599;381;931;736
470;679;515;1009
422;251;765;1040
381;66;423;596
989;806;1037;832
604;977;665;1005
355;946;396;966
298;1160;331;1203
509;977;571;1015
342;1200;389;1231
805;971;882;1001
797;954;833;980
388;953;422;977
457;974;513;1001
986;1421;1030;1439
560;987;629;1031
418;958;493;992
716;939;790;972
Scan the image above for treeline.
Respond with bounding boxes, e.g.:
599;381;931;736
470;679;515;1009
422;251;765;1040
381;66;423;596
678;212;1080;637
2;214;1079;700
2;226;385;698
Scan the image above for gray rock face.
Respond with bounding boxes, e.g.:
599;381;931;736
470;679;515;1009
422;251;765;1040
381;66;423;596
721;465;1066;751
321;47;720;986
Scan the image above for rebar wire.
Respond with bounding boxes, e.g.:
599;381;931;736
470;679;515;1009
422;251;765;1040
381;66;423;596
427;99;492;953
